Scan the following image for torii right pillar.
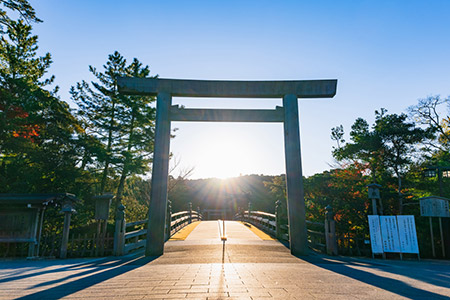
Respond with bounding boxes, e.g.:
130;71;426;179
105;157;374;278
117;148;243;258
283;94;308;256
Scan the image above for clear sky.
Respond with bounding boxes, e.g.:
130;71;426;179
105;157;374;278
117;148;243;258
31;1;450;179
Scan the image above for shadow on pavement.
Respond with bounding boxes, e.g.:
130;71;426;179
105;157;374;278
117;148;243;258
13;255;157;300
302;255;449;299
0;257;118;284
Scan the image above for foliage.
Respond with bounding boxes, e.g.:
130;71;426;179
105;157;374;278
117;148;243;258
332;109;430;213
0;19;85;193
70;52;157;210
0;0;41;33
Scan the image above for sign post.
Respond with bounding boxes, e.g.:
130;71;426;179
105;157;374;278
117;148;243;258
420;196;450;258
368;215;419;260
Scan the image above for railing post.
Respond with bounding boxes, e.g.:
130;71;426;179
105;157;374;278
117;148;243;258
188;202;193;224
165;200;172;241
325;205;338;255
114;204;126;256
247;201;252;222
197;206;201;221
275;200;282;239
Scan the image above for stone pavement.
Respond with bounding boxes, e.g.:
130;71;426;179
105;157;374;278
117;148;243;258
0;221;449;299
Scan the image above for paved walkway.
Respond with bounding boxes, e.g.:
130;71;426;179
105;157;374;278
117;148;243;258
1;221;450;299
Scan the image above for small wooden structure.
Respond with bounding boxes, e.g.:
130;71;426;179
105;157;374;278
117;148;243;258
0;193;79;258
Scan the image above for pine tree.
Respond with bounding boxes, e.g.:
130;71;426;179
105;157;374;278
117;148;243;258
71;52;156;207
0;19;83;192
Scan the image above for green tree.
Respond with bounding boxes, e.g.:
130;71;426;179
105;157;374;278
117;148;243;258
333;109;429;213
0;19;83;193
373;109;431;212
0;0;41;32
71;52;156;209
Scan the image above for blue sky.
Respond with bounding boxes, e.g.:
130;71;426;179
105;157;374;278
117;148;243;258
32;1;450;178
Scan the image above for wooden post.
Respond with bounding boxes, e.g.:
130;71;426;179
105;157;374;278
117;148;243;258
283;94;308;256
439;217;445;258
189;202;193;224
28;208;40;258
325;205;338;255
275;200;281;239
430;216;436;258
247;201;252;222
35;207;46;257
146;92;172;256
165;200;172;241
95;221;101;257
60;211;72;259
113;205;126;256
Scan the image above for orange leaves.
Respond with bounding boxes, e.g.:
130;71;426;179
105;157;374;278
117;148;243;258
1;104;40;141
12;124;40;141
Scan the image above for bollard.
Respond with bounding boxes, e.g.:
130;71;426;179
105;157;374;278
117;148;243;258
113;204;126;256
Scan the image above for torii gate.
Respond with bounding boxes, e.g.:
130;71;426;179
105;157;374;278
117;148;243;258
118;78;337;257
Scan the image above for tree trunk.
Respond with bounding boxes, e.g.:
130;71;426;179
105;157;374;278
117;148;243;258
114;108;136;209
100;100;116;194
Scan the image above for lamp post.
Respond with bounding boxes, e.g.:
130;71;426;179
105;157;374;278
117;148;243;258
424;166;450;197
60;200;76;259
367;183;381;215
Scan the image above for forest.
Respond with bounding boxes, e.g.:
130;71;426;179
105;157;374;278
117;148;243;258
1;1;449;257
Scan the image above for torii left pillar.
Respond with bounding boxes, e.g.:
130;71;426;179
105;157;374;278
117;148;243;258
146;92;172;256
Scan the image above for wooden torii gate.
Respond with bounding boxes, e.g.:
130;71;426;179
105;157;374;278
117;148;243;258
118;78;337;257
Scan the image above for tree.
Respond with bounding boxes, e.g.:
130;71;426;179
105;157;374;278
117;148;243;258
0;0;41;32
332;109;429;213
408;95;450;152
332;117;384;181
71;52;157;209
374;110;431;213
0;19;83;193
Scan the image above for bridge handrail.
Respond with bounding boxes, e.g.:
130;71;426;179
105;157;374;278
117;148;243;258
126;220;147;228
114;209;202;256
235;208;333;255
169;210;201;236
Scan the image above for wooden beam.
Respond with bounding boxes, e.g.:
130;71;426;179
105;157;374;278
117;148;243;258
118;78;337;99
170;106;284;122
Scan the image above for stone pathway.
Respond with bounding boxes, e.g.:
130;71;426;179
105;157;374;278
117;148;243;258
0;221;449;299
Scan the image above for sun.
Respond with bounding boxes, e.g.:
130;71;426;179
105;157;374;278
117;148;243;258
196;128;256;179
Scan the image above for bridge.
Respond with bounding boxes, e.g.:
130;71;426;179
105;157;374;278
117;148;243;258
1;219;449;299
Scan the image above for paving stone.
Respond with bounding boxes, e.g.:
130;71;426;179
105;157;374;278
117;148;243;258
0;221;449;299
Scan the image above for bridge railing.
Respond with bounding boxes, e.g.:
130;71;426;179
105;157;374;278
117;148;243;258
235;206;337;255
169;210;202;236
114;206;202;256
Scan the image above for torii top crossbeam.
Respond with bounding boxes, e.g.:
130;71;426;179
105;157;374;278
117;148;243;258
118;78;337;98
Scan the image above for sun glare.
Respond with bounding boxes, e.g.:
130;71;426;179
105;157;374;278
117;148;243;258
198;130;255;179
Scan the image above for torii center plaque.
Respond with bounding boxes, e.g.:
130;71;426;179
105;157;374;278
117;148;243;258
118;78;337;257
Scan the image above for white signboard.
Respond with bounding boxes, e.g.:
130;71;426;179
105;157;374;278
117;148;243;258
420;197;450;218
368;215;383;254
380;216;401;253
397;215;419;254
